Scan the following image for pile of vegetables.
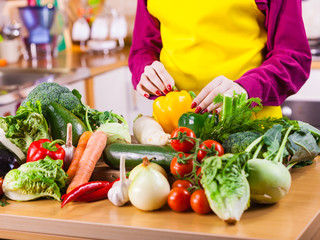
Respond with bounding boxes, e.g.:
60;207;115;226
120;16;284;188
1;81;320;227
0;82;130;203
154;92;320;223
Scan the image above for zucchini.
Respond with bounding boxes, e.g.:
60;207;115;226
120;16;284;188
46;102;88;146
103;143;178;172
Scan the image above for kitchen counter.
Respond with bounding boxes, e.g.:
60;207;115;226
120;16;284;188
2;45;130;76
1;158;320;240
0;46;130;109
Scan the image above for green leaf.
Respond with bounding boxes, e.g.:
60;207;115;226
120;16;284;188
201;153;250;223
287;130;320;165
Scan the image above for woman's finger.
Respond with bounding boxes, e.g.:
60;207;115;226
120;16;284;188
151;61;175;92
137;73;159;97
204;102;222;114
191;76;224;109
144;65;167;95
195;78;230;113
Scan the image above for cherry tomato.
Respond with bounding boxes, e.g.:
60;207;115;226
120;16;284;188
0;177;3;196
190;189;211;215
172;179;193;189
167;187;191;212
170;153;193;177
170;127;196;152
197;140;224;162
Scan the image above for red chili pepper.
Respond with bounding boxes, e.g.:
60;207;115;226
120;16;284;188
27;139;65;164
61;181;111;208
75;183;113;202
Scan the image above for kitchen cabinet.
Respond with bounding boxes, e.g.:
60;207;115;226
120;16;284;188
93;66;153;133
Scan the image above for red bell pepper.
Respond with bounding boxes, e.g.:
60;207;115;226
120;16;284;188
27;139;65;164
61;181;113;207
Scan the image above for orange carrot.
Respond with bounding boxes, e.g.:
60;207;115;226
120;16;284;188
67;131;107;194
67;131;93;181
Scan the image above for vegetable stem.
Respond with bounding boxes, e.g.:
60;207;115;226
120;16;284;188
245;135;263;153
85;106;93;132
252;142;263;160
273;125;294;163
142;157;150;167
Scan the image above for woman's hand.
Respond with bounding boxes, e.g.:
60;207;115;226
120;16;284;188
137;61;175;98
191;76;247;113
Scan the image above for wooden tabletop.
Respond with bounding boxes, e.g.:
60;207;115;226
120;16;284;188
1;158;320;240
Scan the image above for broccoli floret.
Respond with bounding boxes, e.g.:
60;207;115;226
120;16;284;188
222;131;262;154
21;82;82;117
58;92;83;113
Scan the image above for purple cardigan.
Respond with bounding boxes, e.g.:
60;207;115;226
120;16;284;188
128;0;312;106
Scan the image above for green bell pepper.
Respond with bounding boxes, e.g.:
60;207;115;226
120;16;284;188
178;112;218;138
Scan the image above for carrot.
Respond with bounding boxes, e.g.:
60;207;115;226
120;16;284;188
67;131;93;181
66;131;107;194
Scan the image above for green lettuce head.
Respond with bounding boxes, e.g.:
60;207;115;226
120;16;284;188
0;101;49;157
2;156;68;201
97;112;131;144
201;153;250;224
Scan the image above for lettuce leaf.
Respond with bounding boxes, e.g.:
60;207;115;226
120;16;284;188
201;153;250;223
0;101;49;156
2;157;68;201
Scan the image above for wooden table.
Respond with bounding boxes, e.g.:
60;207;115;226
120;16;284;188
1;158;320;240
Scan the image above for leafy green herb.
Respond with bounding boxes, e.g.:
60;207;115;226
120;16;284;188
71;89;126;131
200;93;289;142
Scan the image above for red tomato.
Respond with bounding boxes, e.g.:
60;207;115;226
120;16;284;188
170;153;193;177
197;140;224;162
167;187;191;212
0;177;3;196
170;127;196;152
190;189;211;215
172;179;193;189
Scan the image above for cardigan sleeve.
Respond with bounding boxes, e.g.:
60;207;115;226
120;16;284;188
235;0;312;106
128;0;162;89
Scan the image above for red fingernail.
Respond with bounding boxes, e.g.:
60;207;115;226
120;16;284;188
167;84;172;91
195;106;202;113
215;109;219;114
202;109;208;113
191;102;197;109
156;90;162;96
144;93;149;99
164;89;169;94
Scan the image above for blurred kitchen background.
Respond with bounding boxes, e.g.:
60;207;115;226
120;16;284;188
0;0;320;131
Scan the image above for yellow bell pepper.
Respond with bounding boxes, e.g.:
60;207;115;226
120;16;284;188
153;90;194;133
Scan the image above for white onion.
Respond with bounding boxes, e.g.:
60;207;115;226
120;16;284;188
128;158;170;211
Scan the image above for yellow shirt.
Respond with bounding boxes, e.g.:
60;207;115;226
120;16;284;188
147;0;282;118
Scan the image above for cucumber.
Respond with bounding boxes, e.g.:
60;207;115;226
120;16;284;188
103;143;178;172
46;102;88;146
